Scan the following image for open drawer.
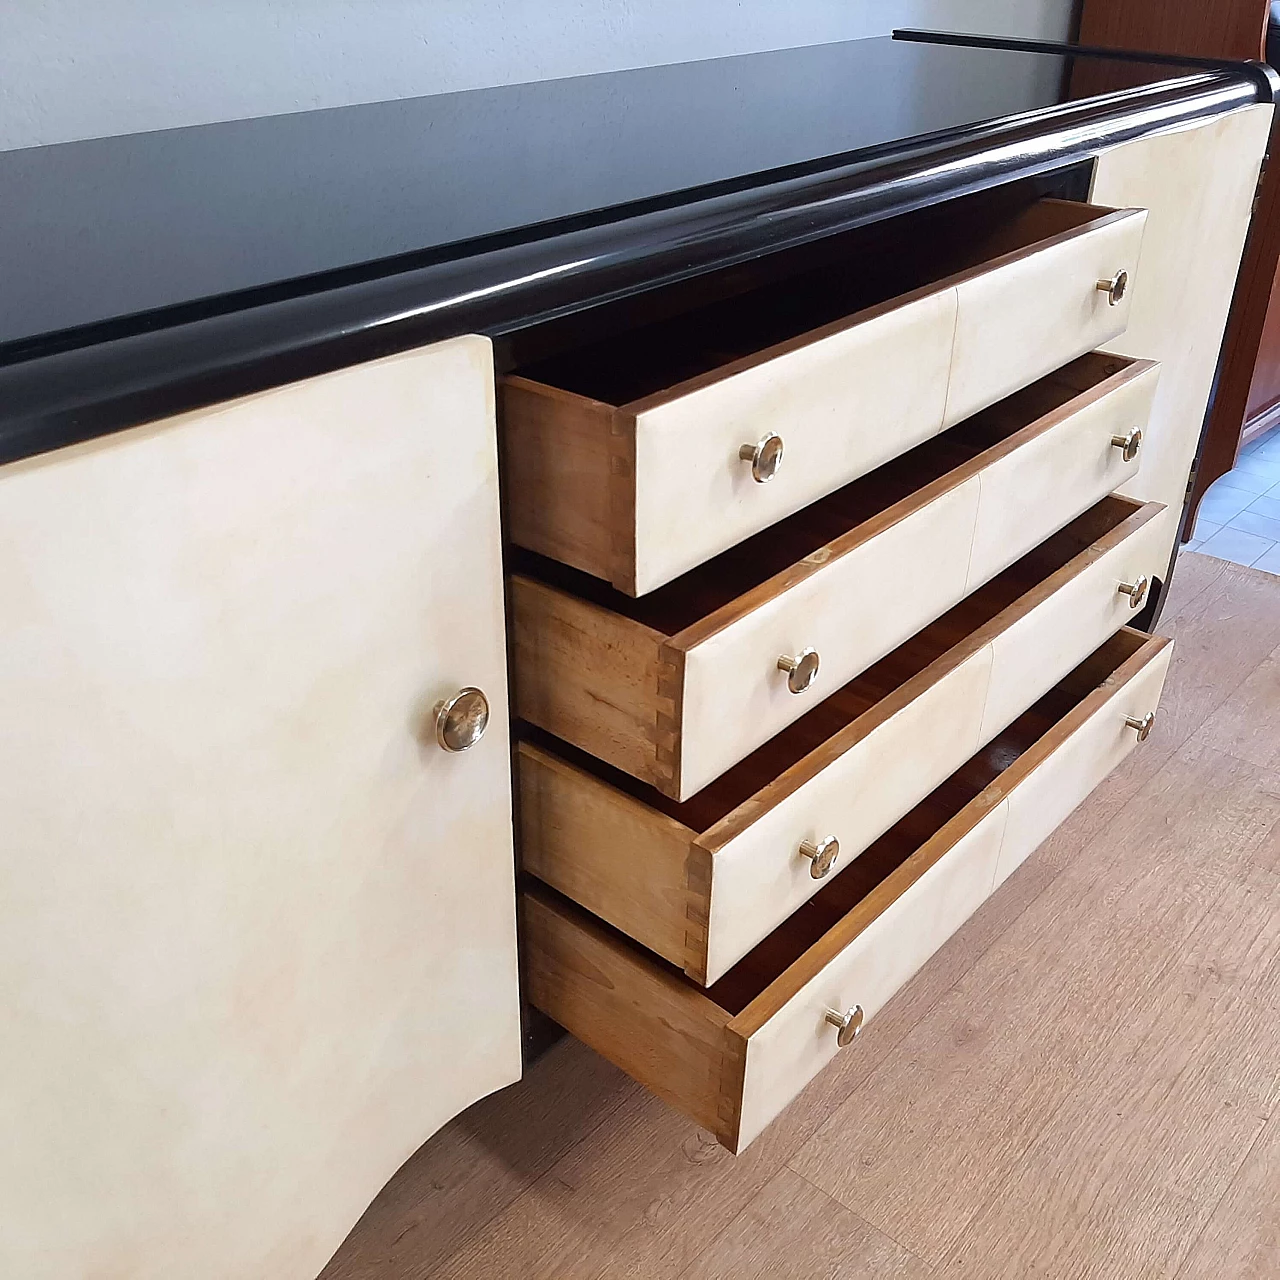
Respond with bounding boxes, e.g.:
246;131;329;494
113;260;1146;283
519;496;1167;986
504;198;1147;594
512;353;1159;800
523;627;1173;1153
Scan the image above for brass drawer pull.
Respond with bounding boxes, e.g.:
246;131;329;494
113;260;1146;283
1096;269;1129;306
799;835;840;880
825;1005;865;1047
777;648;820;694
739;433;785;483
434;687;490;752
1125;711;1156;742
1111;427;1142;462
1118;575;1150;611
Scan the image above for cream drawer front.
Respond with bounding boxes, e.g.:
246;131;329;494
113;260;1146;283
627;290;956;594
946;205;1148;427
700;645;992;985
504;201;1145;597
523;631;1172;1154
981;505;1167;740
518;498;1166;987
732;802;1010;1150
678;477;980;797
729;634;1171;1152
513;355;1159;802
994;640;1173;889
966;359;1159;587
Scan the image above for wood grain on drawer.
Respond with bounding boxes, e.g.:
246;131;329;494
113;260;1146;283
504;200;1147;596
512;354;1159;801
519;497;1166;985
523;629;1173;1154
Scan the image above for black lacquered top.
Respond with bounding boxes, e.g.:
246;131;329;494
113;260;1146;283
0;32;1271;462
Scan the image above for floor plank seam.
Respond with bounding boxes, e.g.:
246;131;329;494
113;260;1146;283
786;1162;937;1274
937;874;1240;1273
1167;1051;1276;1276
417;1077;641;1280
1164;553;1228;622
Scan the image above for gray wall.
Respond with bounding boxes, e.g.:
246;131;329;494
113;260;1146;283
1;1;1075;152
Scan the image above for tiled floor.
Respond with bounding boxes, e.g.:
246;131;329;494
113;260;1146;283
1188;425;1280;572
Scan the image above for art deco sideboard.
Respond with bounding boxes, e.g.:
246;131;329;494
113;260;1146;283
0;31;1273;1279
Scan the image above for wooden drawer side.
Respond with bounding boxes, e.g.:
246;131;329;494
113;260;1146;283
521;888;730;1132
510;575;682;791
502;379;636;589
517;740;694;969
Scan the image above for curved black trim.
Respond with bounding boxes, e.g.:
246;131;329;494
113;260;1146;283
895;29;1280;102
0;68;1267;466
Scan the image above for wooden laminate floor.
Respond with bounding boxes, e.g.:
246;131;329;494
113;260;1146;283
322;552;1280;1280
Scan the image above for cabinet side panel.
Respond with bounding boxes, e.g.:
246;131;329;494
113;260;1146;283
1092;103;1273;564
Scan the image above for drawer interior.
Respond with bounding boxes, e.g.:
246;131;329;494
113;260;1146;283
528;626;1151;1018
513;351;1139;637
514;199;1111;406
520;491;1148;832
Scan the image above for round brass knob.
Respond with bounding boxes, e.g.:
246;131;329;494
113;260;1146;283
825;1005;865;1048
800;835;840;880
1111;427;1142;463
1125;711;1156;742
1118;575;1150;611
1096;269;1129;307
739;434;784;483
434;687;490;752
777;648;820;694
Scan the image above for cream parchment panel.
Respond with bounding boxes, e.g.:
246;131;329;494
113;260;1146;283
0;336;520;1279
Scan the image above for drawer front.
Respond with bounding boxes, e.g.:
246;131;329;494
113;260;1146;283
700;647;993;985
525;634;1171;1155
725;634;1171;1151
630;290;957;594
698;504;1166;985
677;478;981;797
677;361;1157;798
966;360;1159;587
980;507;1167;740
731;802;1011;1150
993;639;1172;889
946;208;1147;427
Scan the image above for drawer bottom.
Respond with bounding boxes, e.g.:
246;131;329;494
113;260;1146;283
524;627;1172;1152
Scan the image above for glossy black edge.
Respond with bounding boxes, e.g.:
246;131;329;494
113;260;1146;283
0;71;1264;467
7;43;1248;370
895;28;1280;101
0;96;1104;370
